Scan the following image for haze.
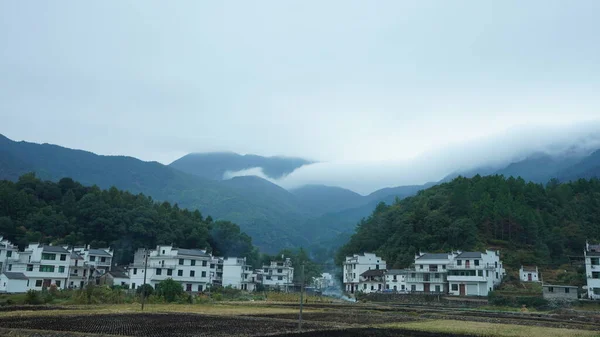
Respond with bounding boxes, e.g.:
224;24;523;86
2;1;600;193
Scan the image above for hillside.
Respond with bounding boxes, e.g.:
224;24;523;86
337;175;600;270
0;135;309;252
169;152;313;180
0;174;259;266
290;184;365;214
558;149;600;181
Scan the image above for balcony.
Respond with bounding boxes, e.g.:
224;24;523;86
448;263;495;270
406;274;447;283
447;275;486;282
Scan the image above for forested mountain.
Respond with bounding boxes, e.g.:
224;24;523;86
337;175;600;271
169;152;313;180
558;149;600;181
290;185;365;214
0;174;259;266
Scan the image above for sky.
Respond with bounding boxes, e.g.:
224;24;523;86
1;1;600;193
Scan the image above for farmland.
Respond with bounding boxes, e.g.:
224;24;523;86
0;302;599;337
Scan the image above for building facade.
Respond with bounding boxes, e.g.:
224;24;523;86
359;269;386;293
519;266;539;282
543;284;578;300
343;253;386;294
259;258;294;290
222;257;256;291
406;253;453;293
585;242;600;300
385;269;408;292
447;251;504;297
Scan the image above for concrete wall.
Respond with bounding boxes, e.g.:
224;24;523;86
543;286;578;300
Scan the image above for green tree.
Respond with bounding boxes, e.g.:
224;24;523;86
156;278;183;302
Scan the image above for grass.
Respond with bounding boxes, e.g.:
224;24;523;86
383;319;598;337
0;302;319;318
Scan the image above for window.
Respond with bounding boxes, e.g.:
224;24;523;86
40;265;55;272
60;254;67;261
371;285;374;290
474;260;479;266
201;271;206;277
496;272;499;278
186;284;192;291
55;280;61;287
131;283;136;290
179;259;184;265
190;270;195;277
58;266;65;273
386;284;390;289
198;285;202;292
495;262;498;268
264;268;268;272
191;260;196;266
565;288;570;293
486;270;489;277
27;264;34;271
363;284;367;289
133;268;137;275
442;265;446;270
90;256;96;262
7;264;12;271
376;264;380;270
393;275;397;281
401;285;405;290
411;285;416;291
35;280;42;287
419;265;423;269
451;284;458;291
210;264;215;269
457;260;462;266
548;287;554;292
266;276;272;280
411;273;415;278
6;251;12;257
592;258;600;266
162;250;165;254
167;269;173;276
202;260;207;267
101;257;106;262
277;269;283;273
592;272;600;279
278;276;283;280
477;270;483;277
435;285;440;292
178;270;183;276
42;253;56;260
156;268;162;275
434;273;439;279
74;269;78;274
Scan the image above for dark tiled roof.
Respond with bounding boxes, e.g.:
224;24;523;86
521;266;537;272
386;269;409;275
176;248;209;257
456;252;482;259
3;272;28;280
108;271;128;278
89;249;112;257
70;252;84;260
417;253;449;260
361;269;386;277
42;246;69;254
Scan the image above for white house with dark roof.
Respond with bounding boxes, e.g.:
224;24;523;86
128;245;214;293
447;251;504;297
585;242;600;300
359;269;386;293
385;269;409;292
259;258;294;291
99;267;130;288
0;237;19;273
343;253;386;294
0;272;29;293
222;257;257;291
66;250;89;289
519;265;540;282
406;253;453;293
15;244;71;290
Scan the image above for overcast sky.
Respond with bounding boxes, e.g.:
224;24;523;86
2;1;600;192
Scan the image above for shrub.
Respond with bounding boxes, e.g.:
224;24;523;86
24;290;43;305
156;278;183;302
136;284;154;298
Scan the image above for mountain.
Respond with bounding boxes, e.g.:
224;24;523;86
493;152;583;183
337;175;600;273
169;152;313;180
290;185;365;214
557;149;600;181
0;135;310;252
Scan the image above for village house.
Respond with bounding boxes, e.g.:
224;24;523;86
98;267;129;288
313;273;333;291
259;258;294;291
343;253;386;294
385;269;408;292
0;236;19;273
447;251;504;297
584;242;600;300
519;265;540;282
0;272;28;293
128;245;215;293
66;250;89;289
13;244;72;290
359;269;386;293
542;284;578;301
222;257;257;291
406;253;453;293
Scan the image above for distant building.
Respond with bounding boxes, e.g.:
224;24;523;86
0;272;28;293
313;273;333;291
584;242;600;300
543;284;578;300
343;253;386;294
259;258;294;291
519;266;540;282
359;269;386;293
222;257;257;291
17;244;71;290
447;251;504;297
385;269;409;292
406;253;453;293
99;267;129;288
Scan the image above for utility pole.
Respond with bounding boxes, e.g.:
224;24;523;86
298;263;305;332
141;248;149;311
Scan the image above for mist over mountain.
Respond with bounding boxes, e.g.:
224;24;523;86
170;152;313;180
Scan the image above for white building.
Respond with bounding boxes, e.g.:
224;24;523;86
66;250;89;289
406;253;453;293
259;258;294;290
72;246;113;279
222;257;256;291
0;237;19;273
585;242;600;300
0;272;29;293
99;268;130;288
129;245;214;293
313;273;334;291
358;269;386;293
15;244;72;290
343;253;386;294
385;269;408;292
519;265;540;282
447;251;504;297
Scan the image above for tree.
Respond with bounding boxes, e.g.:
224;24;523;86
156;278;183;302
136;284;154;298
